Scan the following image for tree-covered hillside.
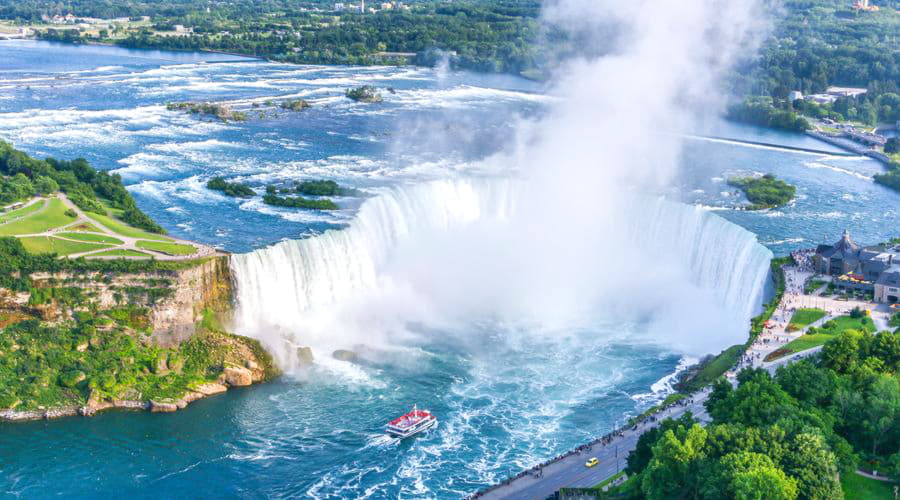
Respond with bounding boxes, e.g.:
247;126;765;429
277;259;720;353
0;141;163;234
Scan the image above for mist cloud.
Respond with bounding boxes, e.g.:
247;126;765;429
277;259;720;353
232;0;775;367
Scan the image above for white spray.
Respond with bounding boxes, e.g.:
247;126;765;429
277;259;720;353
230;0;773;369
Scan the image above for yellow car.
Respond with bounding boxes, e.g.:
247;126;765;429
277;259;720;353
585;457;599;468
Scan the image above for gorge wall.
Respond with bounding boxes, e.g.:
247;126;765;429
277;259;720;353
1;256;233;347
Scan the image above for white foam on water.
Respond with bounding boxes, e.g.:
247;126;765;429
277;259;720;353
803;161;873;181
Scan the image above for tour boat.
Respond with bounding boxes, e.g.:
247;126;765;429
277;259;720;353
385;405;437;438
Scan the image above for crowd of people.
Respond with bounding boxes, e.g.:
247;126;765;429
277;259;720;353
791;248;815;273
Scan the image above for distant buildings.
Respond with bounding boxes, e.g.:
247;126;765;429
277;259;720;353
853;0;880;11
814;230;900;303
802;86;867;105
788;90;803;101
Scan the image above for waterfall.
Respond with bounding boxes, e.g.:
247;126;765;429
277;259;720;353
230;177;772;365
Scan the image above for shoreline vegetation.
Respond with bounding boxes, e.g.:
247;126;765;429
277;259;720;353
0;144;279;421
727;174;797;210
672;256;791;395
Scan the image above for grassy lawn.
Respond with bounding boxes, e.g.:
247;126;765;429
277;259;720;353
56;232;124;245
787;308;827;331
19;236;112;256
91;249;152;257
0;199;45;223
0;198;75;236
841;472;895;500
136;240;196;256
829;315;877;334
689;344;744;388
66;221;102;232
768;314;877;361
84;210;171;242
804;278;827;295
780;333;836;353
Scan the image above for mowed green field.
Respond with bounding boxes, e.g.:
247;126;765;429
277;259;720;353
787;308;827;330
840;472;895;499
91;249;152;257
19;236;112;256
780;315;877;355
56;232;124;245
0;199;45;223
0;198;74;235
136;240;196;256
84;210;172;242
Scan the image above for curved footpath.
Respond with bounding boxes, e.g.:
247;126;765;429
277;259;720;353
472;255;883;499
11;193;222;260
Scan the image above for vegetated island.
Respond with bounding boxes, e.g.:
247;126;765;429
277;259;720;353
295;179;361;197
0;142;279;421
206;176;361;210
346;85;383;103
207;176;255;197
260;179;365;210
727;174;796;210
263;186;338;210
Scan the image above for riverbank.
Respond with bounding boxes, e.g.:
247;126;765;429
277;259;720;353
0;367;267;422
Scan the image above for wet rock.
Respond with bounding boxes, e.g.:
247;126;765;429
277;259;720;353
332;349;358;362
194;382;228;396
224;366;253;387
150;399;178;412
297;347;315;366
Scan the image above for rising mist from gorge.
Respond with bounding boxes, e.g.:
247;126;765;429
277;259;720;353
230;0;773;368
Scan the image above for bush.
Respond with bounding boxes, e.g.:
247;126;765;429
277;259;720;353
262;193;338;210
206;176;255;197
345;85;383;103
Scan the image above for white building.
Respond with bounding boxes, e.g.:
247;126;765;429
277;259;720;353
334;2;345;11
826;86;867;98
788;90;803;101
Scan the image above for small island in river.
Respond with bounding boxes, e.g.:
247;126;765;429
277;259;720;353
727;174;797;210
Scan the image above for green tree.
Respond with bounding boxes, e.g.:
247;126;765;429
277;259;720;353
821;330;864;374
732;466;799;500
641;424;708;500
33;175;59;195
862;375;900;457
781;433;843;500
885;137;900;155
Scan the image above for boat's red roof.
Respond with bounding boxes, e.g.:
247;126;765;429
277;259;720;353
388;409;433;427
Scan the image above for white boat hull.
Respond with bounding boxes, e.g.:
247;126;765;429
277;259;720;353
386;416;437;438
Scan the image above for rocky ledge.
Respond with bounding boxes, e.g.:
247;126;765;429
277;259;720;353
0;360;268;422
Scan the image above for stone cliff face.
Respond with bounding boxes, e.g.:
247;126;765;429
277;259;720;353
148;256;234;346
0;256;282;422
23;256;234;347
